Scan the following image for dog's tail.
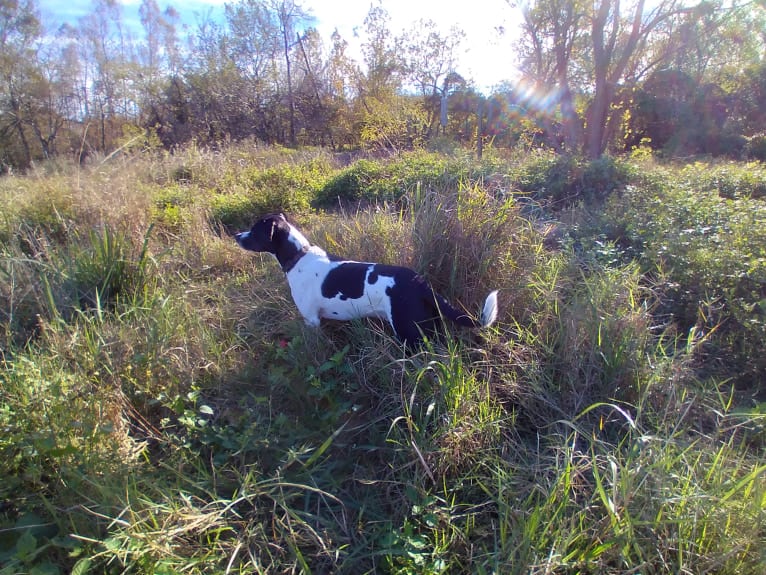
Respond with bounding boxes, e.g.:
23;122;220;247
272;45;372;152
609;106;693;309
435;290;498;329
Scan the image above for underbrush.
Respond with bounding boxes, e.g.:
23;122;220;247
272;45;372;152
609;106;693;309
600;165;766;388
315;149;508;208
1;145;764;574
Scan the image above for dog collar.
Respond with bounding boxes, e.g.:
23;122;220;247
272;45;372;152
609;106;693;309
281;246;309;273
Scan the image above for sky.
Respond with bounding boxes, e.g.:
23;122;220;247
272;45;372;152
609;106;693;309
37;0;521;91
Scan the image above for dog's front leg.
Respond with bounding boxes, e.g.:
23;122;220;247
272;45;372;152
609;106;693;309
294;300;321;328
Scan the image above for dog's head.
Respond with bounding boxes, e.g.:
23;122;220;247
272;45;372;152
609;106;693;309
235;213;311;272
235;213;290;254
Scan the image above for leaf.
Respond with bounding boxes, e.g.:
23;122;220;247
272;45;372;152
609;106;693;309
15;530;37;559
71;558;92;575
30;563;60;575
198;404;214;416
304;421;348;468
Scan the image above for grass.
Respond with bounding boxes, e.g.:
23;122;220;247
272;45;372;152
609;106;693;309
1;143;765;574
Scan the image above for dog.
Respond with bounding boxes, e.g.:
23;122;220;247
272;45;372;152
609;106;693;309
235;213;498;345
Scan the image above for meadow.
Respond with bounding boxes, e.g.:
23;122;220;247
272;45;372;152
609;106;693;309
1;142;765;574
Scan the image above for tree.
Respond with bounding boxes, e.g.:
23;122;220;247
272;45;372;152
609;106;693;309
355;3;414;149
139;0;180;82
294;28;335;146
358;3;404;103
401;19;465;138
324;29;360;147
517;0;586;150
272;0;314;147
77;0;140;152
0;0;42;168
223;0;313;146
515;0;713;158
586;0;694;158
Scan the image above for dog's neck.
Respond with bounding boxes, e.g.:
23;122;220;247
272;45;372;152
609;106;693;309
276;223;312;273
279;245;310;273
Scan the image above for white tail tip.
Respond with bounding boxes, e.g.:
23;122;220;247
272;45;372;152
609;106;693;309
481;290;498;327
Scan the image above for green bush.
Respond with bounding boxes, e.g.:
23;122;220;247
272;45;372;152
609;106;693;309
315;150;500;208
212;161;329;228
209;192;263;231
150;183;198;231
518;154;635;206
745;133;766;162
0;355;126;575
603;172;766;384
679;160;766;200
315;157;385;205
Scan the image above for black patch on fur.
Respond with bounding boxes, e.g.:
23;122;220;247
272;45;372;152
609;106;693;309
367;264;400;286
386;270;442;342
375;265;476;344
320;263;373;301
335;263;446;343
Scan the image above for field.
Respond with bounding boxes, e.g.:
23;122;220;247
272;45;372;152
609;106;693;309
1;143;765;574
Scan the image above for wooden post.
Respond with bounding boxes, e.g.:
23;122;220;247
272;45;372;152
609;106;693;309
440;92;448;135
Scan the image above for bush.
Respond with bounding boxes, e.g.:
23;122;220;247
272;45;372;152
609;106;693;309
517;154;634;206
315;150;502;208
678;161;766;200
316;157;385;206
602;171;766;384
211;161;330;229
744;133;766;162
246;161;328;211
150;183;198;232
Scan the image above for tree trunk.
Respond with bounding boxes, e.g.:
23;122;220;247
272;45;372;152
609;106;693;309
559;81;582;151
282;23;296;147
587;77;610;158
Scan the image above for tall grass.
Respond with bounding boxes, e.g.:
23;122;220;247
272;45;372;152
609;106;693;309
1;145;764;574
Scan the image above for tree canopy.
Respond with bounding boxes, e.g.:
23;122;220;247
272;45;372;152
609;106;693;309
0;0;764;169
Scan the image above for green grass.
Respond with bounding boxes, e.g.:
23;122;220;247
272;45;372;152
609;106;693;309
1;144;765;574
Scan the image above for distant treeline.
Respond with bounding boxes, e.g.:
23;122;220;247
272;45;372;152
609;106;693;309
2;0;765;170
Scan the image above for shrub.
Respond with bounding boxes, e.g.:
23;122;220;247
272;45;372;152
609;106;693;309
744;133;766;162
602;173;766;384
518;153;635;206
212;160;330;228
209;192;263;231
315;158;385;206
315;150;498;208
150;183;198;232
679;161;766;200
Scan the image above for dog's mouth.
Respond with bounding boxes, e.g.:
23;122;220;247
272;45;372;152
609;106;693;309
235;230;268;253
234;231;248;246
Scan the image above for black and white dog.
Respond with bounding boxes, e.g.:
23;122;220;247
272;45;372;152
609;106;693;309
235;213;498;345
